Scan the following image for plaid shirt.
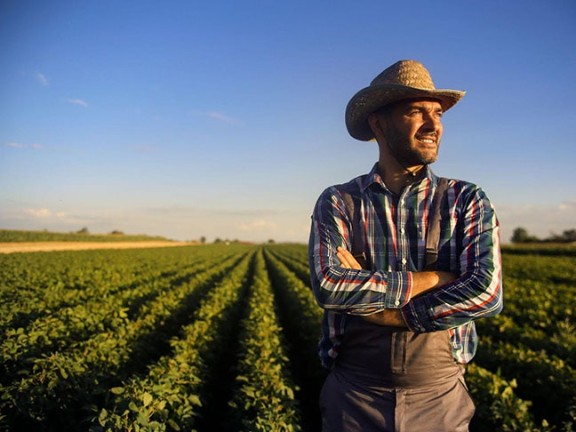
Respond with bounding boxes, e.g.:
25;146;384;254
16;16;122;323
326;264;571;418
308;164;503;369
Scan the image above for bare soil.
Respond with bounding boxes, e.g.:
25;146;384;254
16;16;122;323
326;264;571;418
0;241;192;254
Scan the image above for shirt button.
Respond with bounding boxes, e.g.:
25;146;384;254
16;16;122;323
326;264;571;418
401;258;407;264
400;228;405;234
395;300;400;306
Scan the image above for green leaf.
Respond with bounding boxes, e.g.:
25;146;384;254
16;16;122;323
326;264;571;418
188;394;202;407
98;408;108;425
167;419;181;431
142;392;153;407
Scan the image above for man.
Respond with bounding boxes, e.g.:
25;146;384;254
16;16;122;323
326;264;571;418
308;60;503;432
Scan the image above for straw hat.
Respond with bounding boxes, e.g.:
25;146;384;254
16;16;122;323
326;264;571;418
345;60;466;141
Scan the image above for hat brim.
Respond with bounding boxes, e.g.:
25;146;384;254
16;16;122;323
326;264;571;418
345;84;466;141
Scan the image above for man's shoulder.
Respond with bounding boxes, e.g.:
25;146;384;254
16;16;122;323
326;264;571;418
440;176;482;193
323;173;369;198
441;177;494;207
312;173;370;214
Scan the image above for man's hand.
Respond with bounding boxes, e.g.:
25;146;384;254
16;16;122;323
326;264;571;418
335;247;458;327
336;247;363;270
336;247;406;327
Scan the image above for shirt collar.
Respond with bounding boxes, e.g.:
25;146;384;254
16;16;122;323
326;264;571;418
361;162;439;193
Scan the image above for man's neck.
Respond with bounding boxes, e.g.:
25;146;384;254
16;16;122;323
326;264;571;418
377;161;426;195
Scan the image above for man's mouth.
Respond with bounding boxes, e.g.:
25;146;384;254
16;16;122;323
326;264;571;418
416;135;436;145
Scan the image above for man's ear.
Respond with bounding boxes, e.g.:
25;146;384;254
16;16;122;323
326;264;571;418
368;113;384;140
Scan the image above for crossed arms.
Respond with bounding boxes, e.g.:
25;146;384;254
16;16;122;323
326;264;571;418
308;184;503;332
336;246;457;327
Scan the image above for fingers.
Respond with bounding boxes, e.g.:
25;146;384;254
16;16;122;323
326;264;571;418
336;247;362;270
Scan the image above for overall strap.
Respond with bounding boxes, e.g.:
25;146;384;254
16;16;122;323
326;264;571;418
425;177;449;270
341;177;449;270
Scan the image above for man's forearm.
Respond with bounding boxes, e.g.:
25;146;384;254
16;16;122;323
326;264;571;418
337;247;457;298
361;271;458;327
334;247;458;327
411;271;457;297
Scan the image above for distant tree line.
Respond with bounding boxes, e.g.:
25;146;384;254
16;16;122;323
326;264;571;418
210;237;274;245
76;227;124;236
511;227;576;244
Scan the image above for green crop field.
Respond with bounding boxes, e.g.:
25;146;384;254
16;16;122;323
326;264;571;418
0;229;171;243
0;243;574;431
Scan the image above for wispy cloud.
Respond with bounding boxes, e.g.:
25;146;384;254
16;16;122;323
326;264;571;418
35;72;49;86
25;208;67;219
4;142;44;150
132;144;156;154
206;111;242;125
559;198;576;210
67;98;89;108
0;202;310;243
239;219;278;231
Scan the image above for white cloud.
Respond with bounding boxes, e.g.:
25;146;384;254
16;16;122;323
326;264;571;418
239;219;278;231
25;208;67;219
559;198;576;210
26;208;52;218
4;142;44;149
0;205;86;233
0;202;308;243
35;72;49;86
66;98;89;108
206;111;241;125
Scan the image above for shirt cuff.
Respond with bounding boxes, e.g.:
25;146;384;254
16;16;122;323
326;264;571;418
402;294;435;332
384;270;413;309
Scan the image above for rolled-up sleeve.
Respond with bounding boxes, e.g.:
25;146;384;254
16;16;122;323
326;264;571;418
308;187;412;314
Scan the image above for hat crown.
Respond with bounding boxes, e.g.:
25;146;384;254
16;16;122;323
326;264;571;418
346;59;465;141
371;60;436;90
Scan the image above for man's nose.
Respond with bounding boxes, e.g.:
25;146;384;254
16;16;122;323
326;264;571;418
423;112;442;131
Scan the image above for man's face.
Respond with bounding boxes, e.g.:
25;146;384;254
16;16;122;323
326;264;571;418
377;99;444;167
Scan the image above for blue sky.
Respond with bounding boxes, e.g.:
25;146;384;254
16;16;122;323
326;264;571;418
1;0;575;243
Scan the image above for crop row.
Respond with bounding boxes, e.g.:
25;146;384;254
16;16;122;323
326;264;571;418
267;245;575;431
474;335;575;429
0;246;234;332
1;246;252;430
1;254;233;380
94;248;313;432
0;244;574;431
263;248;325;431
94;250;254;431
228;250;301;431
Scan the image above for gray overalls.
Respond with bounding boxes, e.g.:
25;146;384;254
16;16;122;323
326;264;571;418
320;178;475;431
320;320;474;431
